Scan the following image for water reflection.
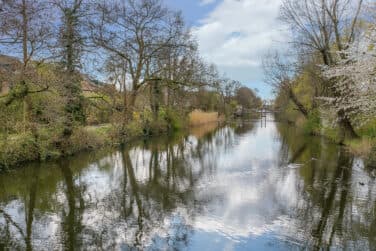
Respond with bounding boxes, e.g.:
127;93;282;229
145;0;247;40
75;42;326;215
0;117;376;250
276;122;376;250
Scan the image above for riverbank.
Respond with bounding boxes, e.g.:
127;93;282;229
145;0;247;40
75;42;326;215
315;122;376;161
0;110;225;171
275;112;376;166
0;125;113;170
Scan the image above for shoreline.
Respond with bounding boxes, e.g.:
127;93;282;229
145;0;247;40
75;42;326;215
0;119;225;172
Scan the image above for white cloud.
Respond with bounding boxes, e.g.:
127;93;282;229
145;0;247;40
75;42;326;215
192;0;289;95
199;0;217;6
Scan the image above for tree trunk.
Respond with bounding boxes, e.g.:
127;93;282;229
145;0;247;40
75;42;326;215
288;88;309;118
321;49;333;66
122;85;129;125
21;0;29;132
61;3;85;139
338;109;358;142
128;90;137;115
150;80;160;121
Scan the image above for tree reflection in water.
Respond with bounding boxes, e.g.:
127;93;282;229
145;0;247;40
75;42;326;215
0;118;375;250
276;122;376;250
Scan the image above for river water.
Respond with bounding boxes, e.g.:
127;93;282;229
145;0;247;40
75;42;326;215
0;115;376;250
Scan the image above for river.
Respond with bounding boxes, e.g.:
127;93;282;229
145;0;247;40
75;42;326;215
0;115;375;250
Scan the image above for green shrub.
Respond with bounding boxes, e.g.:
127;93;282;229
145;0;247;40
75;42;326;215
124;120;144;138
303;110;321;135
36;126;62;160
162;108;186;131
65;127;105;155
0;133;39;168
324;127;341;142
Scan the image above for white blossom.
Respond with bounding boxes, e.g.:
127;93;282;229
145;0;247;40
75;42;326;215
323;26;376;125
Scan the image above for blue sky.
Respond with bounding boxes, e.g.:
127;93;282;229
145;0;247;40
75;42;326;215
164;0;288;99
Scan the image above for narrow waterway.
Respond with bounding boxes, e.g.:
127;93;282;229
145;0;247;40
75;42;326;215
0;115;375;250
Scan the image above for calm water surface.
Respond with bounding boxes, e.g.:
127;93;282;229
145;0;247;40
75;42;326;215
1;116;376;250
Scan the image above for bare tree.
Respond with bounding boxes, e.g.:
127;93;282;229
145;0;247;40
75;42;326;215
0;0;52;129
280;0;363;65
0;0;52;71
263;52;309;118
104;56;129;119
90;0;183;118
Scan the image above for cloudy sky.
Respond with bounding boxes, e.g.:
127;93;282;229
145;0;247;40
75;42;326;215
165;0;288;99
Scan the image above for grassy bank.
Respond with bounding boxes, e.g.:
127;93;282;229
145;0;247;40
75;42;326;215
0;110;225;171
279;110;376;164
0;125;113;169
345;120;376;166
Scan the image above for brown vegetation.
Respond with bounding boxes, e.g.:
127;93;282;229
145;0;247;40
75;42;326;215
189;110;223;127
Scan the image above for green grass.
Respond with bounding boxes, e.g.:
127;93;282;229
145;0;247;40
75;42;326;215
0;132;39;169
358;118;376;138
0;125;114;169
346;138;374;157
302;110;321;135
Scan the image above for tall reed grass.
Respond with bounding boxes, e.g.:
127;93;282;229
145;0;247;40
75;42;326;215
189;109;222;126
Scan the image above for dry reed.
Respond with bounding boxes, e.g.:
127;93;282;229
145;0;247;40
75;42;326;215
189;109;222;126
